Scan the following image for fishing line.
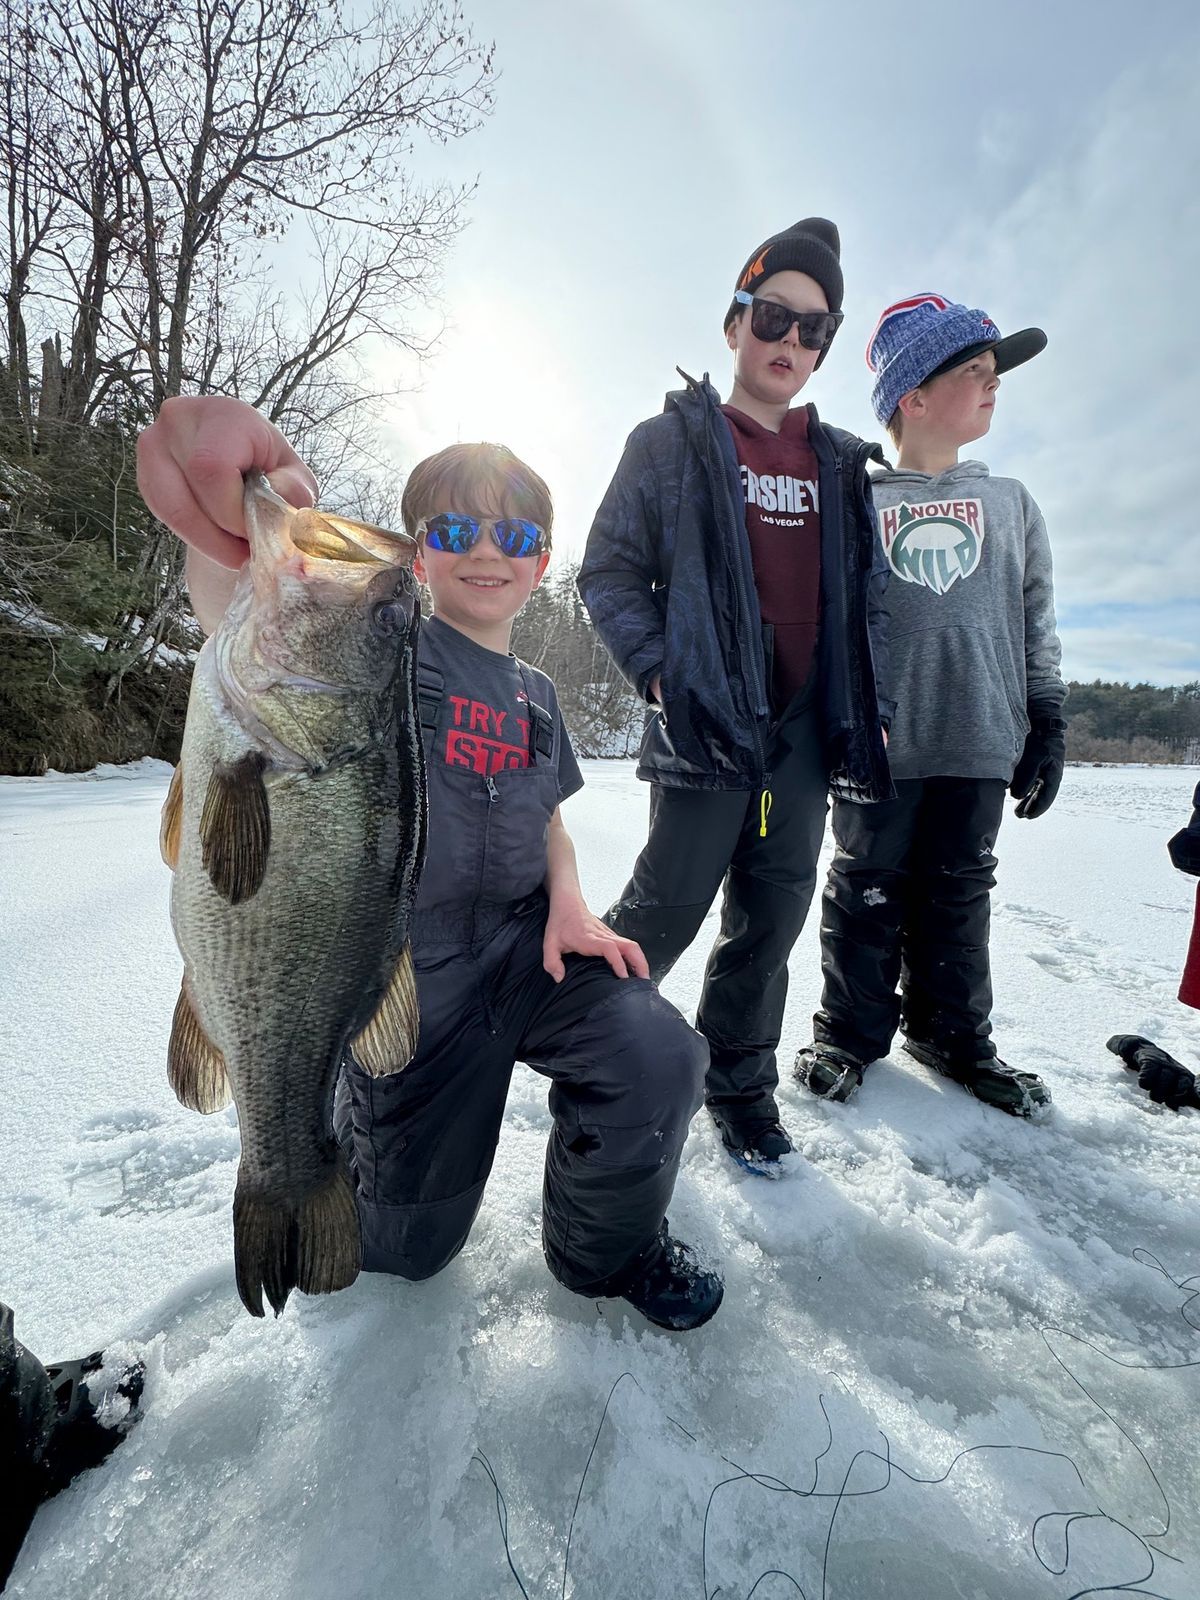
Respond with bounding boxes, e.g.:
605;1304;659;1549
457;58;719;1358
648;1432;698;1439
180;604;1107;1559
475;1248;1196;1600
471;1449;532;1599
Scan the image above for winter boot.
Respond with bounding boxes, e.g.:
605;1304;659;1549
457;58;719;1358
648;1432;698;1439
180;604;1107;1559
794;1044;868;1104
903;1038;1051;1118
616;1222;724;1331
1107;1035;1200;1111
708;1106;794;1176
1;1305;144;1588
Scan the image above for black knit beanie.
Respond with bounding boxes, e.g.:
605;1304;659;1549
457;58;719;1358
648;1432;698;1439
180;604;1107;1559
724;217;843;329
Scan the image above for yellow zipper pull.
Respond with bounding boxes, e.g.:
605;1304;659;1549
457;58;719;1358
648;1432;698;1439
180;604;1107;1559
759;788;773;838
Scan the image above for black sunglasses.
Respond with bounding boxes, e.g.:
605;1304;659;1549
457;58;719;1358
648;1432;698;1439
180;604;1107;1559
415;513;548;559
733;290;843;351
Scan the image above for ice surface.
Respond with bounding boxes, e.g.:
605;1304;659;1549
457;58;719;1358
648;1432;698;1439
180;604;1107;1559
2;761;1197;1598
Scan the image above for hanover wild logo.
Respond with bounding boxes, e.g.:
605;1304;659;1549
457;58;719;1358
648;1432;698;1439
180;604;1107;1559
878;499;985;595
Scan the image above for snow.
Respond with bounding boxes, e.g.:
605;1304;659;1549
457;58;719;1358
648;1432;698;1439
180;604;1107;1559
1;760;1198;1599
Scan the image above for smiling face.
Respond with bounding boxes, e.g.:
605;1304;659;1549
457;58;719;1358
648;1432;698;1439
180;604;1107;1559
725;269;828;428
413;495;550;653
402;441;553;653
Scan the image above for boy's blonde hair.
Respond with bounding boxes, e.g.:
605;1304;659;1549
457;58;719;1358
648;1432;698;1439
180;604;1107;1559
401;442;554;550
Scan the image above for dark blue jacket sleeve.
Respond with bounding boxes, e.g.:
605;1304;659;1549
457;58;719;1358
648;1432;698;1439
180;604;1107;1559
864;492;896;727
1168;781;1200;876
577;423;668;702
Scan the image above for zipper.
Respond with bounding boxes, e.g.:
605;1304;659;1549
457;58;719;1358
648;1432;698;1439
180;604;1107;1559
485;775;499;803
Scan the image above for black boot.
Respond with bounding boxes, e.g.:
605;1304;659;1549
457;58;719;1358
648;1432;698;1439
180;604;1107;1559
794;1044;868;1104
903;1039;1051;1118
1107;1035;1200;1111
616;1223;724;1331
1;1304;144;1589
708;1106;794;1176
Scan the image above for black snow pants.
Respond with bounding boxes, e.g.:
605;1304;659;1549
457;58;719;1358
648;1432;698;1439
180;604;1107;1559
334;894;707;1296
1;1303;56;1586
812;777;1008;1064
605;687;828;1119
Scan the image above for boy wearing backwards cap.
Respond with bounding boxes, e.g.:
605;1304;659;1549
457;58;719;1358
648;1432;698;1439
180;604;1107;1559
578;219;894;1175
795;294;1066;1115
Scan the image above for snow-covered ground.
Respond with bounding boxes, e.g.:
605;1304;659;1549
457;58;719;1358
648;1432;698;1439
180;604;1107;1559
2;760;1197;1600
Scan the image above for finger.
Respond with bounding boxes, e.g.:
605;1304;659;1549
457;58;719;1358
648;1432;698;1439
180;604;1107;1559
600;941;630;979
619;938;650;980
542;936;566;983
136;451;250;569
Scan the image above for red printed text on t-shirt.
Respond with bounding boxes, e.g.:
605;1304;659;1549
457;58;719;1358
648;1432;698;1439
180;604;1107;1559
444;694;530;775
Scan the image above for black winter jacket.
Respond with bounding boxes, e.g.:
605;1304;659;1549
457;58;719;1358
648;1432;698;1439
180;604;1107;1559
1168;781;1200;876
578;373;896;800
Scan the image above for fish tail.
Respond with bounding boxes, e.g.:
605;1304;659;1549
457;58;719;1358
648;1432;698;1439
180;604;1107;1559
233;1166;361;1318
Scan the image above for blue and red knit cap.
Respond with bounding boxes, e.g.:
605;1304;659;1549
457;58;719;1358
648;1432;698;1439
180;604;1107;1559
725;218;844;329
866;293;1047;426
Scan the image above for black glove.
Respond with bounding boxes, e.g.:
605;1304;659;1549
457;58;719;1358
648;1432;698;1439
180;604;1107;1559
1107;1034;1200;1111
1010;704;1066;820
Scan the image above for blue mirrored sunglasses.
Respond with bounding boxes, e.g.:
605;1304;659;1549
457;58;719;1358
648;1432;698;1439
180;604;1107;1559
416;513;547;559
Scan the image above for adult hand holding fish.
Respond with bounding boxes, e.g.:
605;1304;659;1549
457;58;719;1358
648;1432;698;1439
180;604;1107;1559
139;397;320;636
153;464;426;1318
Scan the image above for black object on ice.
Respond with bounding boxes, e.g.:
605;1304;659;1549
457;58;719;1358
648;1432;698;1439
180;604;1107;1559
709;1108;795;1174
1;1302;144;1590
902;1039;1052;1117
617;1222;724;1331
794;1043;868;1103
1107;1034;1200;1112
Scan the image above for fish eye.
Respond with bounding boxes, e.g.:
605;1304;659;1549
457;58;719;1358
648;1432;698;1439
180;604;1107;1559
371;598;409;636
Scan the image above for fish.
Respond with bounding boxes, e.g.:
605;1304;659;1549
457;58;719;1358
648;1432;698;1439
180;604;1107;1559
160;473;426;1317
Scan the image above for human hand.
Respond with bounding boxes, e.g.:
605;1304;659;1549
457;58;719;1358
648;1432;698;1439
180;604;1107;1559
542;899;650;982
137;396;318;568
1010;708;1066;820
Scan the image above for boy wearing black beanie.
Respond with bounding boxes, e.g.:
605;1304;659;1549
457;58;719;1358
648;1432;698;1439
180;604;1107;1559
578;218;894;1174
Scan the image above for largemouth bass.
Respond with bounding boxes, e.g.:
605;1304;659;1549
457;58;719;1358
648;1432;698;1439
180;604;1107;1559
160;474;425;1317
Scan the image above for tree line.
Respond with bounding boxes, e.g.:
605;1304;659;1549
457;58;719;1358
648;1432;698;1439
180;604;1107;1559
1;0;491;772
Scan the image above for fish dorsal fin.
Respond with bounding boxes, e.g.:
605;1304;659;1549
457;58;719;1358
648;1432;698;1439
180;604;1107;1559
291;509;416;569
200;753;271;904
351;945;419;1076
160;762;184;869
168;980;232;1112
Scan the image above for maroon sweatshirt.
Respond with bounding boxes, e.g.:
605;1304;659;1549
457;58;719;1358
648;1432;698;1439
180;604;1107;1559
721;402;822;710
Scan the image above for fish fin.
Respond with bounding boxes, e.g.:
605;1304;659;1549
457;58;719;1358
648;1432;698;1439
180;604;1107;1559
167;981;232;1113
351;944;419;1077
199;752;270;904
160;762;184;869
233;1166;360;1318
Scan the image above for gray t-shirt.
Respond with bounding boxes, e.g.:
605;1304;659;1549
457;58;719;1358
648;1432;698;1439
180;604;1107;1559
420;614;583;800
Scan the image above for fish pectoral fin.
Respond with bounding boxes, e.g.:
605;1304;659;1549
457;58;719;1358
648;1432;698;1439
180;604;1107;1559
160;762;184;869
167;981;232;1113
199;753;270;904
351;944;419;1076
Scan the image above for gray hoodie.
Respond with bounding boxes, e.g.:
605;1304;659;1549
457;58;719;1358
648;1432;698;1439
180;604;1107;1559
869;460;1065;783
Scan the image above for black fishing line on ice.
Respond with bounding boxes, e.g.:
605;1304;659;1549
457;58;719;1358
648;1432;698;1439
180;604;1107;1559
474;1248;1197;1600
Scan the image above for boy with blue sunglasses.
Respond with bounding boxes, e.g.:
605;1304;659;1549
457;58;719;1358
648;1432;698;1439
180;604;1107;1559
579;218;895;1175
137;397;722;1331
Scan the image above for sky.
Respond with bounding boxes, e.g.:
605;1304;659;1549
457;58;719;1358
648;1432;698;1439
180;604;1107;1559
355;0;1200;687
